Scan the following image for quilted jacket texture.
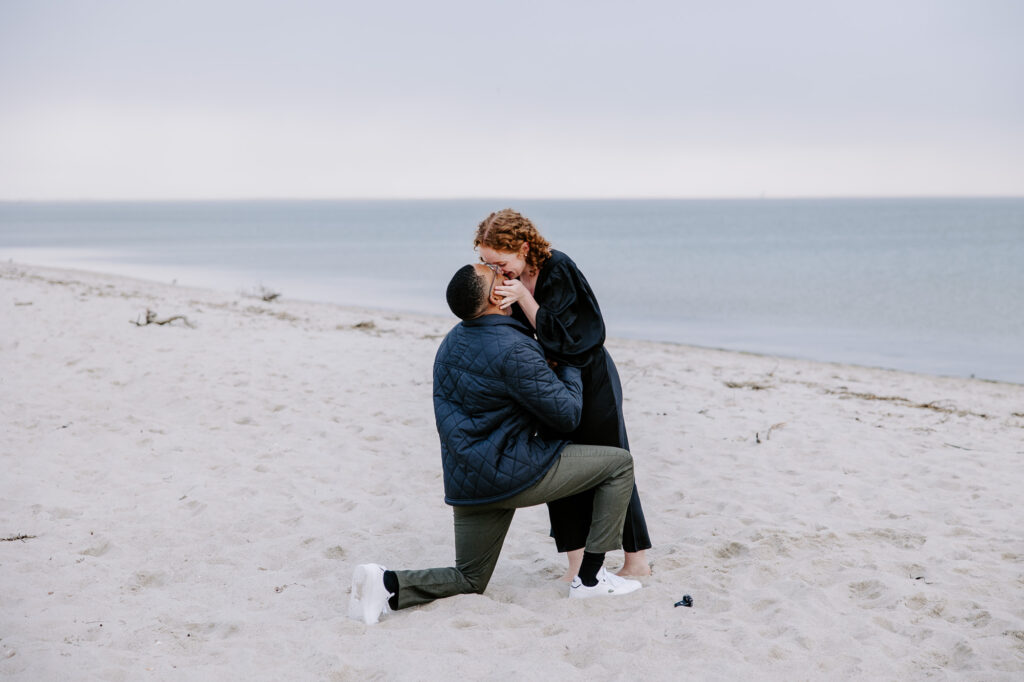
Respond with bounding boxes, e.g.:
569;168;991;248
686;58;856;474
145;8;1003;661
433;314;584;506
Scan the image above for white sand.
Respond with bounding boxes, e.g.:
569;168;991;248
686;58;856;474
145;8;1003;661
2;261;1023;681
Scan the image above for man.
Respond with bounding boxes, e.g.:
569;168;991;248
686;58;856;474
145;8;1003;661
349;263;640;625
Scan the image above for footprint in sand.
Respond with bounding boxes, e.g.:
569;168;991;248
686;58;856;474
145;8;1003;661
904;592;950;619
715;541;749;559
848;579;896;609
966;609;991;628
1005;630;1024;653
751;598;778;613
852;527;927;549
128;571;167;592
79;540;112;557
184;622;242;639
42;506;82;520
323;545;346;559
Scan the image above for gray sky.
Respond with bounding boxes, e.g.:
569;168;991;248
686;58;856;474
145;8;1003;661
1;0;1022;199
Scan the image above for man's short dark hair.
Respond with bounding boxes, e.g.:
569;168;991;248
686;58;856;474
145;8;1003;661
446;264;487;320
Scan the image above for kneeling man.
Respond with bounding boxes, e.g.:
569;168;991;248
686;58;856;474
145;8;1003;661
349;263;640;624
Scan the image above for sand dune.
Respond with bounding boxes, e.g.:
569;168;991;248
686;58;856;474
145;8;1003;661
2;262;1022;680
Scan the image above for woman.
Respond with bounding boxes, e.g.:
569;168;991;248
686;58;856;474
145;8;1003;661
473;208;652;579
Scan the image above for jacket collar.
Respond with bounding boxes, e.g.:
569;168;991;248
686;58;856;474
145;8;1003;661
463;313;532;335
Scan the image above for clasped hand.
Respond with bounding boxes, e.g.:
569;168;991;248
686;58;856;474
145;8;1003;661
495;278;530;310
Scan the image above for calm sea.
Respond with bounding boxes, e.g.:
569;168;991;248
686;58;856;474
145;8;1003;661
2;199;1022;384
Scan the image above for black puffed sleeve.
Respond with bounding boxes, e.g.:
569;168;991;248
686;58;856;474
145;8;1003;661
531;252;606;367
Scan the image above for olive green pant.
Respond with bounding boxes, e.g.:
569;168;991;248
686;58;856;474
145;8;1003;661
392;444;634;610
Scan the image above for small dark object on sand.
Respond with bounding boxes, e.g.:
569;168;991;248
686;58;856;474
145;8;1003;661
674;595;693;608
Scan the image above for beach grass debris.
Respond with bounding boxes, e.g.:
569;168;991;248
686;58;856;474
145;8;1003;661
130;308;196;328
2;534;37;542
825;388;991;419
256;286;281;302
724;380;773;390
241;284;282;302
755;422;786;444
343;319;396;337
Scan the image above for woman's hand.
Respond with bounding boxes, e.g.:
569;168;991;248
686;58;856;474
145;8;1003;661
495;278;540;327
495;278;533;310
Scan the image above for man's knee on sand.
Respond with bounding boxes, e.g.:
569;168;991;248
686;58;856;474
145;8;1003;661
465;573;490;595
455;560;500;595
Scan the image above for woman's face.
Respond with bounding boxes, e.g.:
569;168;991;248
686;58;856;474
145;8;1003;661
478;244;528;279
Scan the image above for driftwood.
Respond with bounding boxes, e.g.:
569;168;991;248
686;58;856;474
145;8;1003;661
1;534;36;542
130;309;195;328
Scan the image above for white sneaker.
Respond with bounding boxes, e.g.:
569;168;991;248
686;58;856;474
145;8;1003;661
348;563;394;624
569;567;642;599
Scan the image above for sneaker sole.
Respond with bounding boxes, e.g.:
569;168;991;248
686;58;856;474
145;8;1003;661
569;581;642;599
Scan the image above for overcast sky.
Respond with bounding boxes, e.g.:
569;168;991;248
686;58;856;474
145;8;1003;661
1;0;1021;200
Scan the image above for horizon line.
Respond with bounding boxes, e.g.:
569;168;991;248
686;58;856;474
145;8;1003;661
2;193;1023;203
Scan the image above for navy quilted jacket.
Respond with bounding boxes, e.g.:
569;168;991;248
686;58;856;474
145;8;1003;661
433;314;584;506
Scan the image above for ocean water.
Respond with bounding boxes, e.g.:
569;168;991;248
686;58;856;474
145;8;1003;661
2;198;1022;384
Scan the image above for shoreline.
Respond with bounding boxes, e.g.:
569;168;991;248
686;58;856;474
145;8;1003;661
2;260;1023;679
5;259;1020;389
4;193;1022;386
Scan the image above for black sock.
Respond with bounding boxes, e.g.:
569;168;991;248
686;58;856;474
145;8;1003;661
383;570;400;610
578;551;605;587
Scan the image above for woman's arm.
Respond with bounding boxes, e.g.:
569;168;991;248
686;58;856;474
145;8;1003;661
531;260;605;364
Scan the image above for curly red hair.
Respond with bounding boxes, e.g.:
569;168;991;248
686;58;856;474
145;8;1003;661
473;209;552;271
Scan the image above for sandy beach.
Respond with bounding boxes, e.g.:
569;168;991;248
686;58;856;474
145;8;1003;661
2;260;1022;681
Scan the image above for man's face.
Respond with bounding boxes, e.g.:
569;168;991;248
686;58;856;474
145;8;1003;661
475;263;509;315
